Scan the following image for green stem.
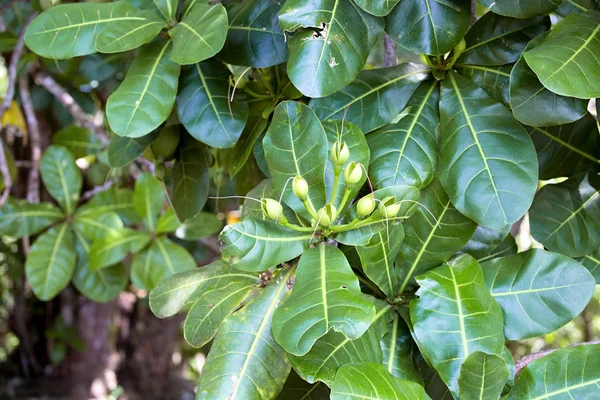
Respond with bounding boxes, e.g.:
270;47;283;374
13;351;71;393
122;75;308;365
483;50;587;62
243;88;273;99
283;222;315;233
329;217;365;232
337;189;352;212
303;197;318;219
330;170;341;205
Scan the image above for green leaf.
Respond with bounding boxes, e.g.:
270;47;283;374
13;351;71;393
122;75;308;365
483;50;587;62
0;198;63;238
277;371;330;399
155;207;180;234
458;352;509;400
505;344;600;399
366;80;439;189
438;72;538;229
272;244;376;356
96;8;165;53
25;1;134;59
77;187;139;225
228;116;269;177
381;313;422;383
523;10;600;99
220;218;310;272
107;131;158;168
385;0;470;56
263;101;328;218
455;65;511;106
530;172;600;257
177;60;248;148
219;0;288;68
25;224;76;301
482;249;595;340
289;301;391;386
183;282;254;348
41;145;82;215
396;179;477;294
152;0;178;20
280;0;384;97
556;0;599;17
52;125;103;159
133;173;165;232
494;0;561;18
106;39;180;137
309;63;429;134
457;13;549;66
528;114;600;180
149;260;260;318
580;248;600;284
170;3;228;65
460;225;517;262
410;255;505;398
331;362;431;400
241;180;304;225
72;211;123;242
89;228;152;270
354;0;400;16
174;212;222;240
510;33;588;127
131;237;196;291
168;134;210;221
196;268;294;400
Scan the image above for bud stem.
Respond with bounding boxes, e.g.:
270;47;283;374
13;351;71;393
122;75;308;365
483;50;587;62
337;188;352;213
283;222;316;233
330;170;341;205
303;196;319;219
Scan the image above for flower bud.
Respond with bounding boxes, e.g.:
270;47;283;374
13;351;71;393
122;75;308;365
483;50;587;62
316;204;337;228
330;141;350;166
344;162;363;185
374;196;396;219
454;38;467;55
385;202;401;218
262;198;287;224
356;195;375;217
293;176;309;200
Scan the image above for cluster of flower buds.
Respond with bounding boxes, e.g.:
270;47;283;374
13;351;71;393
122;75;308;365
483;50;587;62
316;204;337;228
373;196;402;219
261;198;288;224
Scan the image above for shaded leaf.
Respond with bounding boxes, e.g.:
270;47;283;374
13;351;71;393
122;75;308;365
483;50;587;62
458;352;509;400
52;125;103;159
460;225;517;262
277;371;330;399
556;0;599;16
0;198;63;238
174;212;221;240
152;0;178;20
107;131;158;168
133;173;165;232
456;64;511;106
580;248;600;284
494;0;561;18
77;187;139;225
40;145;82;215
382;313;422;383
228;116;269;177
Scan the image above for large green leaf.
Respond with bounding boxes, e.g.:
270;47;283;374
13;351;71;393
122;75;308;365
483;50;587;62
107;131;158;168
52;125;103;159
530;172;600;257
528;114;599;180
494;0;561;18
174;212;222;240
95;8;165;53
396;179;477;294
289;301;391;386
106;40;180;137
25;1;134;59
385;0;470;56
196;268;294;400
523;10;600;99
272;244;376;356
505;344;600;399
151;0;178;20
482;249;595;340
580;248;600;284
456;64;511;106
0;198;63;238
220;218;310;272
177;60;248;148
25;224;76;301
457;13;549;66
331;362;431;400
309;63;429;134
72;211;123;242
218;0;288;68
133;173;164;232
149;260;260;318
458;352;509;400
460;225;517;262
354;0;400;16
381;313;422;383
228;116;269;178
556;0;599;16
280;0;384;97
438;72;538;229
168;134;210;221
169;3;228;65
40;145;82;216
263;101;328;218
410;255;505;398
510;33;588;127
89;228;152;270
366;80;439;189
77;187;139;225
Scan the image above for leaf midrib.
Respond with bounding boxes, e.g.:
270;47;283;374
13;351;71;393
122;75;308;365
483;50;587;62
30;16;146;35
43;224;68;298
547;191;600;239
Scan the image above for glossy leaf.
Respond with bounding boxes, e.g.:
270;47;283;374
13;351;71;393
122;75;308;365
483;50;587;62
25;224;76;301
482;249;595;340
280;0;384;97
89;229;152;270
0;198;63;238
581;248;600;284
272;244;376;356
381;314;422;383
152;0;178;19
354;0;400;16
170;3;228;65
241;179;303;225
366;80;439;189
396;179;477;294
439;72;538;229
458;352;509;400
458;13;549;66
133;173;164;232
196;268;294;400
106;40;180;138
410;255;505;397
494;0;561;18
220;218;310;272
52;125;103;159
96;8;164;53
219;0;288;68
228;116;269;177
556;0;599;16
330;362;431;400
385;0;470;56
523;10;600;99
505;344;600;399
460;225;516;262
309;63;429;134
177;60;248;148
40;145;82;215
456;64;511;106
530;172;600;257
107;132;158;168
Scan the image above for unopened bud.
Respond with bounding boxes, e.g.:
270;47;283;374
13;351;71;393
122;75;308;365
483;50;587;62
454;38;466;55
316;204;337;228
374;196;396;219
293;176;309;200
344;162;363;185
262;198;287;224
331;141;350;166
357;195;375;217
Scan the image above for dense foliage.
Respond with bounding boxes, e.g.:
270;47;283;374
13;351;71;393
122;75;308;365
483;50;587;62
1;0;600;398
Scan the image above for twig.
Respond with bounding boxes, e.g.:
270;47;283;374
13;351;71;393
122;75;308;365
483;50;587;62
0;141;12;206
383;34;396;67
80;180;114;201
19;71;42;204
470;1;478;27
515;339;600;374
